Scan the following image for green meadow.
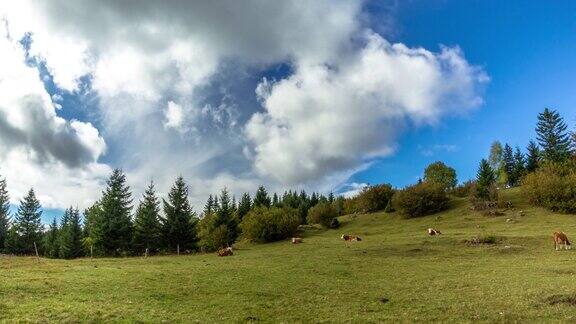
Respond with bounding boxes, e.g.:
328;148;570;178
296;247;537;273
2;188;576;322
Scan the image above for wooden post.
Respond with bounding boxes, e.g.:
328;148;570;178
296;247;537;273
33;242;40;261
177;244;180;255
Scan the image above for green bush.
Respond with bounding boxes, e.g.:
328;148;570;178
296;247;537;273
449;180;475;198
522;162;576;213
240;207;300;243
356;184;395;213
307;202;338;228
392;182;449;218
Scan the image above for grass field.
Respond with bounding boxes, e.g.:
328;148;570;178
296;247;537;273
3;188;576;322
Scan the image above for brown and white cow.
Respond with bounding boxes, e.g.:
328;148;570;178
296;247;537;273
217;247;233;257
427;228;442;236
341;234;362;242
292;237;303;244
553;231;571;251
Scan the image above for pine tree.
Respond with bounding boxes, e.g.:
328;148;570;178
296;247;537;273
475;159;496;200
272;193;279;207
328;192;335;203
13;188;43;255
59;207;83;259
92;169;133;256
237;193;251;220
509;147;526;186
502;144;514;186
0;175;10;252
203;194;214;216
44;218;59;258
525;140;540;173
253;185;271;208
134;182;162;253
310;192;319;207
213;188;238;245
162;176;198;252
536;108;571;162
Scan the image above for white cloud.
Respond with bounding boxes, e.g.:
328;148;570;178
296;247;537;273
0;1;488;210
246;33;487;185
164;101;184;130
0;28;110;208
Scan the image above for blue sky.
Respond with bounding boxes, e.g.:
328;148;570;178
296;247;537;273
1;1;575;223
350;0;576;187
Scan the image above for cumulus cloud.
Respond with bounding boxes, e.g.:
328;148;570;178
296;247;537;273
246;33;487;185
0;26;110;207
0;1;488;211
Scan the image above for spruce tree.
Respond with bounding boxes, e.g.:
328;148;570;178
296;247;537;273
475;159;496;200
272;193;279;207
133;182;162;253
92;169;133;256
44;218;59;258
0;175;10;252
510;147;526;186
203;194;214;216
536;108;571;162
253;185;271;208
13;188;43;255
162;176;198;252
59;207;83;259
212;188;238;245
237;193;251;220
328;192;335;203
525;140;540;173
502;144;514;186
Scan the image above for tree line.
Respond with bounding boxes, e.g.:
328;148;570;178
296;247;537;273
0;169;338;258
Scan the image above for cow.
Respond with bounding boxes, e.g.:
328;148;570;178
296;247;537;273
341;234;362;242
427;228;442;236
292;237;303;244
217;247;233;257
553;232;571;251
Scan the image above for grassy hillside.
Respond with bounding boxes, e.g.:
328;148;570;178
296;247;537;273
3;188;576;322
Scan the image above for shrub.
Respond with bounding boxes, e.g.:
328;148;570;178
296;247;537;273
423;161;457;191
356;184;395;213
307;202;338;228
522;161;576;213
392;182;449;218
240;207;300;243
449;180;475;198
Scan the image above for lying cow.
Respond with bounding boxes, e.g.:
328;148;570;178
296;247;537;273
341;234;362;242
292;237;303;244
217;247;233;257
427;228;442;236
553;231;571;251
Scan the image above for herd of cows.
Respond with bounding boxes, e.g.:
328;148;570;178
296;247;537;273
215;228;572;257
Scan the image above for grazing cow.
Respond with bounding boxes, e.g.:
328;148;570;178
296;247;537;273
217;247;233;257
427;228;442;236
341;234;362;242
553;232;571;251
292;237;303;244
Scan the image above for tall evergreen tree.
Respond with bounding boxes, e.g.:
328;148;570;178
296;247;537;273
0;175;10;252
253;185;271;208
212;188;238;245
13;188;43;255
525;140;540;173
133;182;162;253
44;218;59;258
162;176;198;252
510;147;526;186
536;108;571;162
91;169;133;256
59;207;83;259
237;193;251;220
475;159;496;200
502;144;514;186
203;194;215;216
328;192;335;203
272;193;279;207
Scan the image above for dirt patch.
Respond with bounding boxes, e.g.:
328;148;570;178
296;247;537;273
379;297;389;304
544;293;576;306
